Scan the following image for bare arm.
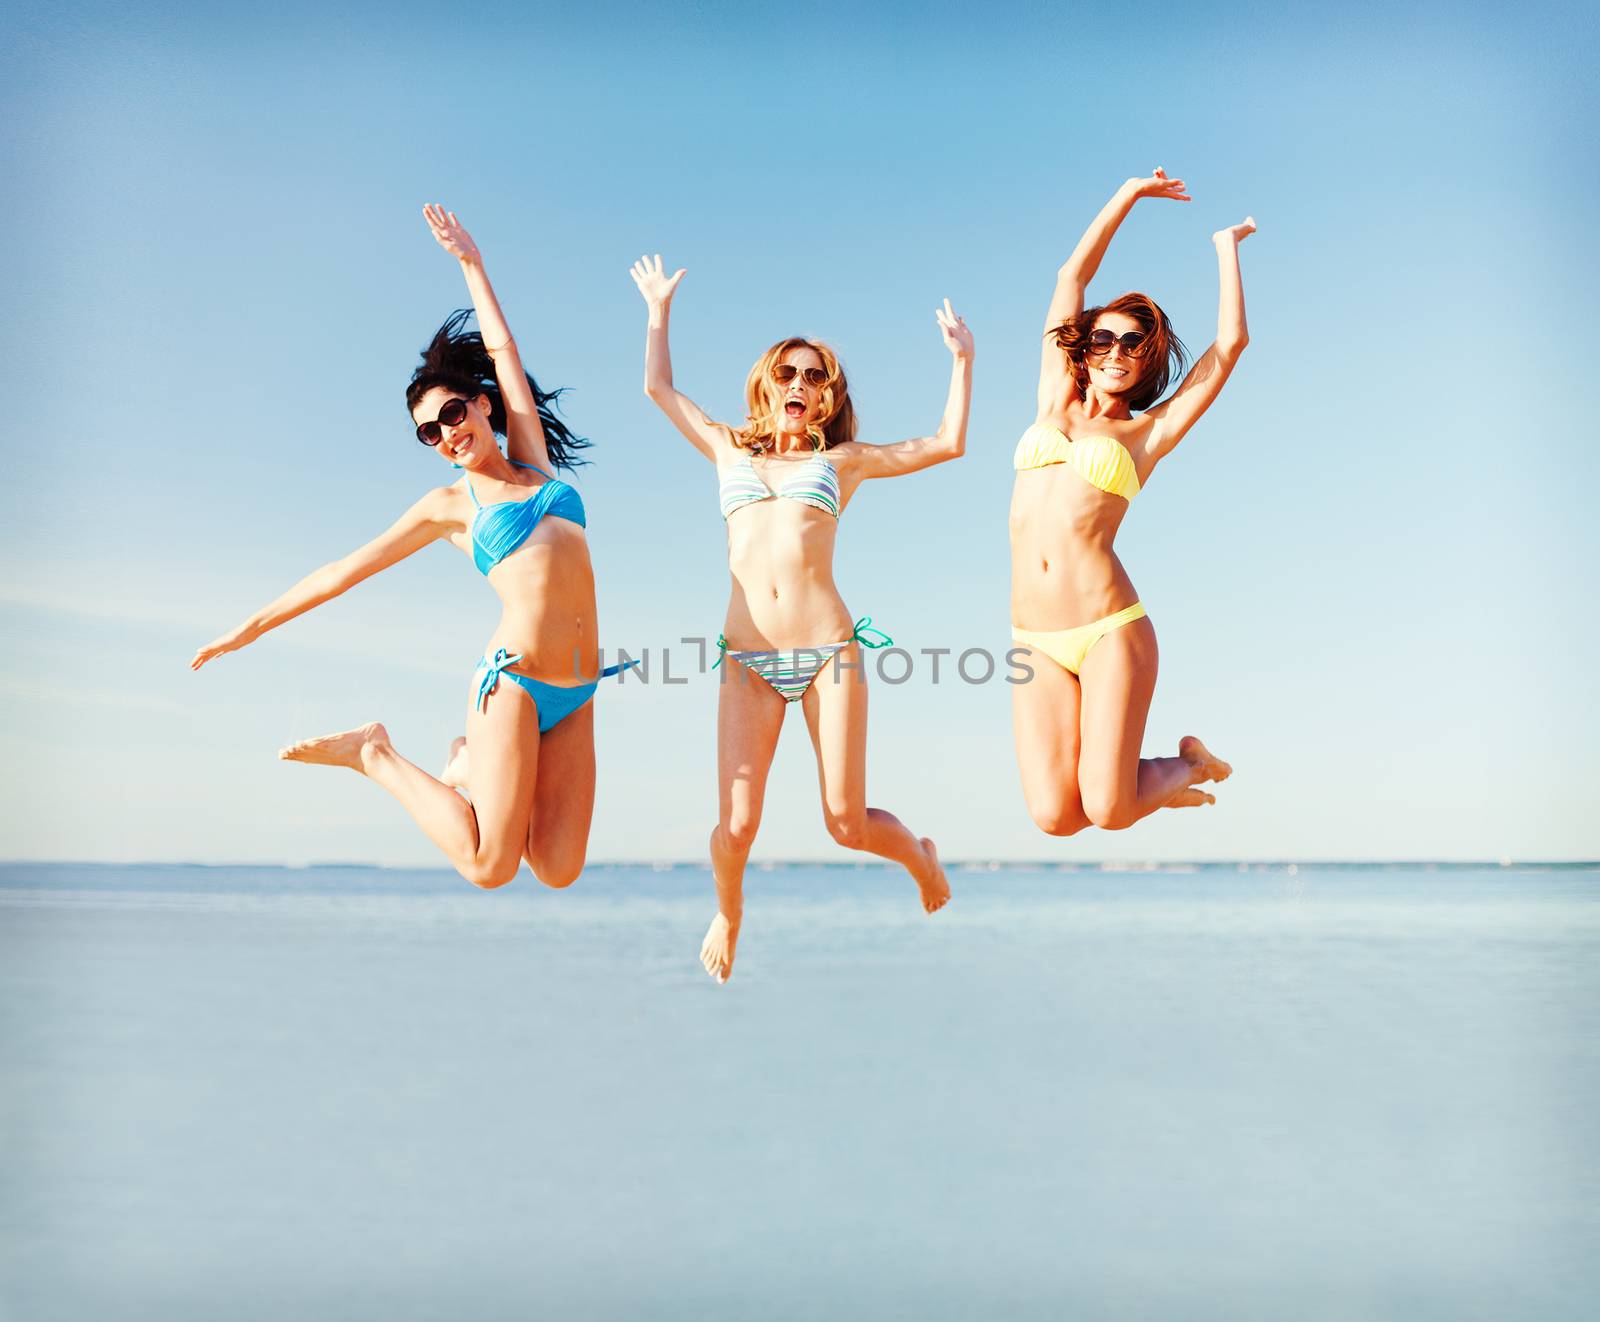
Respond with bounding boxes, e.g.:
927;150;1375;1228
1039;169;1190;415
1145;218;1255;462
190;490;451;670
843;302;974;480
424;205;553;472
629;254;728;462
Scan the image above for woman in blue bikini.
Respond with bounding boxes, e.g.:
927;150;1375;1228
629;254;973;983
193;207;619;891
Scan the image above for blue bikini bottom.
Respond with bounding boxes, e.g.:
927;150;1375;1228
471;648;628;733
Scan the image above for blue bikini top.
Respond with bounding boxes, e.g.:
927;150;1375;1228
463;459;586;576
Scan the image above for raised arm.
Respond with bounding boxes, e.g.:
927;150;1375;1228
629;254;728;461
842;301;974;481
1039;169;1190;413
190;490;450;671
424;204;552;472
1145;218;1255;462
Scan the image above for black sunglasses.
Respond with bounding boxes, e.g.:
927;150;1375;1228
416;397;470;445
1087;329;1148;357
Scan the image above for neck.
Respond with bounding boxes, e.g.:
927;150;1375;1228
768;432;815;456
1081;387;1132;421
464;448;518;482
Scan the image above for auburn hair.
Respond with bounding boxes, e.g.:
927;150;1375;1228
1049;292;1188;413
404;309;590;469
726;337;857;453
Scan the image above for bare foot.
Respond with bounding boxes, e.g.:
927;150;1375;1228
700;912;740;984
279;722;390;773
440;736;468;789
913;837;951;914
1213;216;1257;246
1165;786;1216;809
1179;735;1232;785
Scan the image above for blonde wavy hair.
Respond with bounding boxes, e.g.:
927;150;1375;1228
726;337;857;453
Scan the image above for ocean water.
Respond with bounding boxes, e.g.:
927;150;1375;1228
1;861;1595;1321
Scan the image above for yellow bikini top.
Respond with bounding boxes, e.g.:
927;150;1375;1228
1013;422;1141;501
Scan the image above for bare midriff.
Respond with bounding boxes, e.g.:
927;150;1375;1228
1010;465;1139;631
723;503;853;649
454;519;600;684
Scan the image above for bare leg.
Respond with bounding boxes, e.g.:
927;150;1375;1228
702;660;787;983
1076;617;1226;831
802;644;950;914
440;736;469;791
522;700;597;889
1010;643;1092;836
280;687;540;888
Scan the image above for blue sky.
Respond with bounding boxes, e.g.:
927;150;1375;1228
3;0;1596;862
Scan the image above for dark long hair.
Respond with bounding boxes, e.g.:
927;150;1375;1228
405;309;590;469
1049;292;1188;413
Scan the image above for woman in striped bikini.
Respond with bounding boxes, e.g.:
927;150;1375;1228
630;254;973;983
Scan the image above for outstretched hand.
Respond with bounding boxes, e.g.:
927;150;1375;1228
190;624;259;672
423;204;482;264
629;253;686;308
935;299;974;360
1127;167;1191;203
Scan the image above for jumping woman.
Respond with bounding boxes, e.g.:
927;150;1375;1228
630;254;972;982
193;207;616;890
1011;169;1254;835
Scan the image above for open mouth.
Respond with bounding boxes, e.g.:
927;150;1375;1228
784;400;806;418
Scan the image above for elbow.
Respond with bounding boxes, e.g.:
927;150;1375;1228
1219;333;1248;361
312;562;355;602
1055;266;1086;296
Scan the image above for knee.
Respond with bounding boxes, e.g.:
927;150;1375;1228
824;809;868;850
532;859;581;890
1081;789;1136;832
464;854;522;890
1030;803;1091;837
718;815;760;856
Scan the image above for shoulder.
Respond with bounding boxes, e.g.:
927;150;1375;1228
415;480;471;520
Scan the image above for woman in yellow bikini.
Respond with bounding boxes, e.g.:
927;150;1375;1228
1011;168;1254;835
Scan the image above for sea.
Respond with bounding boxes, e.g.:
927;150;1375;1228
2;861;1595;1321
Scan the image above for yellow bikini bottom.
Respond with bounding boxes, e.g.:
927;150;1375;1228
1012;602;1147;676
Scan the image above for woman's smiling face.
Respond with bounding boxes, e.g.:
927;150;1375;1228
1082;310;1149;396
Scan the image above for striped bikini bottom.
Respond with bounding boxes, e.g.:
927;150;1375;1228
714;617;892;702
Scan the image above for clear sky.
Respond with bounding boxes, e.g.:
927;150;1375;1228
3;0;1596;863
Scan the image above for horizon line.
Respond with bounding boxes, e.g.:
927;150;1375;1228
2;858;1596;871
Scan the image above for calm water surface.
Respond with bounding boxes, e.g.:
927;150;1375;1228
2;862;1596;1321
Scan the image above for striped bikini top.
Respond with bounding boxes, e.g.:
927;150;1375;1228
463;459;586;575
1013;422;1140;502
719;450;841;520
